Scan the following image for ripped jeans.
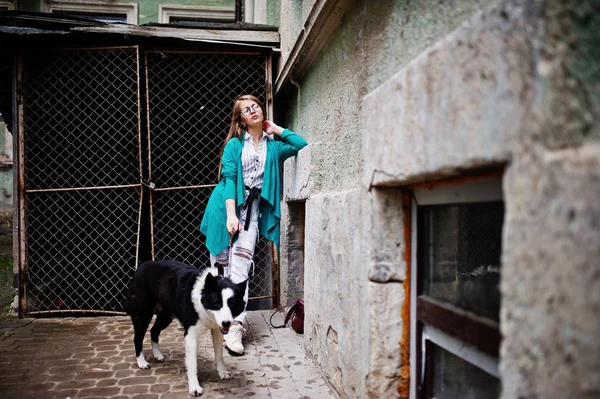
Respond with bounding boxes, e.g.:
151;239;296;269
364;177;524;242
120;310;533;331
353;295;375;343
209;199;259;325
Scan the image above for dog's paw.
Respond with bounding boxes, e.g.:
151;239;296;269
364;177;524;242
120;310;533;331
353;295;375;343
152;348;164;362
136;358;151;369
218;369;232;380
188;383;203;397
152;342;165;362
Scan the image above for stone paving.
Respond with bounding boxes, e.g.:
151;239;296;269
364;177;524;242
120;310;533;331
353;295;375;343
0;310;337;399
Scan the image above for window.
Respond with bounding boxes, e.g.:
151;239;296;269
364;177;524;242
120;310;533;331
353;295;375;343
55;12;127;23
41;1;138;24
410;175;503;398
158;5;235;25
0;1;16;11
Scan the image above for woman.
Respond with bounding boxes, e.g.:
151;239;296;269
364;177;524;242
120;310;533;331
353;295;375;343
200;94;307;355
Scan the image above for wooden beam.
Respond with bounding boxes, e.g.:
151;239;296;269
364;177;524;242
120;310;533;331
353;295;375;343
274;0;356;94
417;296;501;358
71;25;279;44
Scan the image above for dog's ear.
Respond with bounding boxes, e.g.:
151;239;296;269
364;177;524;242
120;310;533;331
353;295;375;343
205;271;218;289
236;279;248;293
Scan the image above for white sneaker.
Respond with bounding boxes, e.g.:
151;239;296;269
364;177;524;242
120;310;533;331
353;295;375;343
224;322;246;356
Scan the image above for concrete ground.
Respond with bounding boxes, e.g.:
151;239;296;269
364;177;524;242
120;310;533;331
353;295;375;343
0;310;336;399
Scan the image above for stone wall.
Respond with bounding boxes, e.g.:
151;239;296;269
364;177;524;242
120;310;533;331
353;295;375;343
276;0;600;398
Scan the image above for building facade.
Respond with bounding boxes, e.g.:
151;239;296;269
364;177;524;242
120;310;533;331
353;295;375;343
1;0;598;397
274;1;600;398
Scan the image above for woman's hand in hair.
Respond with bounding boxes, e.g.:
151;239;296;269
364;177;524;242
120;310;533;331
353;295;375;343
263;120;284;136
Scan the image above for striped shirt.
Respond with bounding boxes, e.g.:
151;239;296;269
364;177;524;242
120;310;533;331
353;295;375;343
241;131;269;189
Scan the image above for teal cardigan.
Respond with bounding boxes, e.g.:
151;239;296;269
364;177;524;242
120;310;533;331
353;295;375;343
200;129;308;256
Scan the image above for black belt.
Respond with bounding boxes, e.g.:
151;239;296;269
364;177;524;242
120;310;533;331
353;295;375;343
243;186;260;231
215;262;225;276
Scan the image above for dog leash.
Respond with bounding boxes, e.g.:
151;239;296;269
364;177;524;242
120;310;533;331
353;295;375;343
217;232;238;278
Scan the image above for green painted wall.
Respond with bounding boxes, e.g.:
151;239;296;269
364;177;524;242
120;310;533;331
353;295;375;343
281;0;496;194
266;0;280;26
137;0;235;25
15;0;237;24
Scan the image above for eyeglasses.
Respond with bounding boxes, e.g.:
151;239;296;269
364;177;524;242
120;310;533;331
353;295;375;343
240;103;261;116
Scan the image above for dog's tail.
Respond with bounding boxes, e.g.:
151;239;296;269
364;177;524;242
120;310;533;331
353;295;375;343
122;285;136;316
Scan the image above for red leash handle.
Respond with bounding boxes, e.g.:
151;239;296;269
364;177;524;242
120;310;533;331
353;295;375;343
269;299;304;330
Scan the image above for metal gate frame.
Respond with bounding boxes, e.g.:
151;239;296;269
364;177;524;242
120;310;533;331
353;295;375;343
16;46;144;316
144;49;278;306
16;46;280;316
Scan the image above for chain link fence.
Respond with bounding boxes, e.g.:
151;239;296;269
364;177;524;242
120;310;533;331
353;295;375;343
146;51;273;305
21;47;142;314
19;48;275;314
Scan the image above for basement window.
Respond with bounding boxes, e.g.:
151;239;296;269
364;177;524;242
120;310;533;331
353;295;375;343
410;174;504;399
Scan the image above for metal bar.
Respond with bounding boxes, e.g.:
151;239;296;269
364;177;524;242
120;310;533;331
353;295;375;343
145;51;155;261
153;184;217;192
28;310;127;316
25;184;143;193
60;45;142;52
150;190;155;261
134;45;143;270
11;56;18;295
186;39;279;50
266;53;277;307
249;295;274;301
265;52;273;121
16;55;26;318
145;51;152;185
135;45;143;193
144;49;264;56
417;296;500;358
398;191;412;398
135;187;143;269
269;241;279;307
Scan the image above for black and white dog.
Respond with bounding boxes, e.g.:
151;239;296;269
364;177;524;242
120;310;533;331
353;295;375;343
126;260;247;396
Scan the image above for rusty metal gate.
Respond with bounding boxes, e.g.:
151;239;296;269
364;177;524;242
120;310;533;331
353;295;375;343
18;46;275;315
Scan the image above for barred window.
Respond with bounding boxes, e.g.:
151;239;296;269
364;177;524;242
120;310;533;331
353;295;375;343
410;175;503;398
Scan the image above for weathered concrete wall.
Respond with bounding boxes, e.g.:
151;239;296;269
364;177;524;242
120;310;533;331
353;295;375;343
502;145;600;398
303;190;368;398
500;1;600;397
363;0;600;397
278;0;500;397
279;0;600;398
278;0;318;68
362;2;531;187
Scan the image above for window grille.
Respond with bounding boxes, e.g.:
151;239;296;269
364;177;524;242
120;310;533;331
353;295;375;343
410;175;504;398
